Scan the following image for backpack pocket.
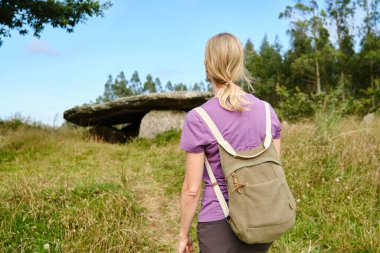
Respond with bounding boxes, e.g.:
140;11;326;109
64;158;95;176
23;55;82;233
242;178;294;228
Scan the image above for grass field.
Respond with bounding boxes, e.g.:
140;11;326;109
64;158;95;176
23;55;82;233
0;115;379;252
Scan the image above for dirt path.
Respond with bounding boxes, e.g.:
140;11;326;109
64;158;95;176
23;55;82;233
131;166;180;252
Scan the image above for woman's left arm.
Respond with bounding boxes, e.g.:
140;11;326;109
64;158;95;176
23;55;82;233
178;151;205;252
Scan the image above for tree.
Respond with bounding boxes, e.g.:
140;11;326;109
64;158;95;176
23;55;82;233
130;71;142;95
280;0;331;94
252;35;284;105
143;74;157;93
244;39;259;79
206;81;213;92
95;71;135;103
95;74;114;103
192;82;201;91
326;0;356;90
154;77;162;92
244;39;255;57
353;0;380;107
0;0;112;46
355;0;380;91
198;81;207;92
112;71;132;97
357;0;379;35
166;81;173;91
244;39;257;73
173;82;188;91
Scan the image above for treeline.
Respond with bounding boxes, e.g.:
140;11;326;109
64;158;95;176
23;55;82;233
93;71;211;104
94;0;379;121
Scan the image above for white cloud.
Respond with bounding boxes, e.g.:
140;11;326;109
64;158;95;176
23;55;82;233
25;39;59;56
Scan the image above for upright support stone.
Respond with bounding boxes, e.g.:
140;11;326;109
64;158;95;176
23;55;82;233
138;110;187;139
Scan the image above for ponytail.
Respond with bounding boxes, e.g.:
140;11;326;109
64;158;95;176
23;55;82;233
217;80;251;111
205;33;254;111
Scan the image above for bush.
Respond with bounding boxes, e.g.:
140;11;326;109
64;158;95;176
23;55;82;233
0;113;46;130
276;85;314;122
275;83;380;122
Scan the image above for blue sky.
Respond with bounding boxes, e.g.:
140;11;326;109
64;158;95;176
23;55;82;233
0;0;295;127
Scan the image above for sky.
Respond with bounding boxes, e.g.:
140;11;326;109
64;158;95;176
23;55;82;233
0;0;296;127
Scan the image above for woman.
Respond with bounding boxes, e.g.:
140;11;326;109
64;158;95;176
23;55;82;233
177;33;281;253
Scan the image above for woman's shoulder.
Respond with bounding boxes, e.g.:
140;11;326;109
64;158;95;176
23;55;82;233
247;93;261;103
248;94;277;110
247;93;269;103
200;96;219;108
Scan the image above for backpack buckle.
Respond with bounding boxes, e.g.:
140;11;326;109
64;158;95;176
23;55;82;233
231;172;245;194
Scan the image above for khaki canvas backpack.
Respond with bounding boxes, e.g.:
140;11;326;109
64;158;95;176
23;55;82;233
194;101;296;244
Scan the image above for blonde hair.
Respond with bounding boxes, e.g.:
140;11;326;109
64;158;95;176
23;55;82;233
205;33;254;111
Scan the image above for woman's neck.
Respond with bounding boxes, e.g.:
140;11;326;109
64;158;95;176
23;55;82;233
212;82;224;98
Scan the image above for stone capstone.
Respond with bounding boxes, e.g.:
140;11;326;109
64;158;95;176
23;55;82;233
63;91;213;126
138;110;187;139
63;91;213;142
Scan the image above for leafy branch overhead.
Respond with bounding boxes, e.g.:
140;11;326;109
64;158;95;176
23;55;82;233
0;0;112;46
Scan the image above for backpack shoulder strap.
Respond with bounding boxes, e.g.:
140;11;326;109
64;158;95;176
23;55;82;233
194;101;272;158
263;101;272;148
204;158;230;218
194;107;238;156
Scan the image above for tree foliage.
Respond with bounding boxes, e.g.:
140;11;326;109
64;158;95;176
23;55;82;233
0;0;112;46
243;0;380;120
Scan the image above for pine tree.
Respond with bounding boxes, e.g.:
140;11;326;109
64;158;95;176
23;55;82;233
154;78;162;92
280;0;331;94
354;0;380;107
143;74;157;93
192;82;201;91
102;75;115;102
326;0;356;92
130;71;142;95
173;83;188;91
112;71;131;97
166;81;173;91
199;81;207;92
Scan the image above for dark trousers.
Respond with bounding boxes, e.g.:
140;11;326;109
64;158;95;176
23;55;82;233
197;219;273;253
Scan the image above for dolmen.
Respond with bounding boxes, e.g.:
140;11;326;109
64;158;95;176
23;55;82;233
63;91;213;143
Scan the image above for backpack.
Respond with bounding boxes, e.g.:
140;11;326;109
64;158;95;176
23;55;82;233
194;101;296;244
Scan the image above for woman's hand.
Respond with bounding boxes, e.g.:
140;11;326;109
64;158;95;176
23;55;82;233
177;234;194;253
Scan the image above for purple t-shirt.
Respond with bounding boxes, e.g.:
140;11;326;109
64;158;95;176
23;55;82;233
179;93;281;222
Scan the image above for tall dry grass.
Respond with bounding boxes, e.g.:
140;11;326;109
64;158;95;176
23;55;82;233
0;126;155;252
274;114;380;252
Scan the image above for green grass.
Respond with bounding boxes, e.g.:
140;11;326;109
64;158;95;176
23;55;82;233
0;183;144;252
0;116;379;252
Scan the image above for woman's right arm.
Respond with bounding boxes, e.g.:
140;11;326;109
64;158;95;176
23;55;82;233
178;151;204;253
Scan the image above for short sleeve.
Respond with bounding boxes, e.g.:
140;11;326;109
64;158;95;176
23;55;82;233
269;104;281;139
179;109;213;153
